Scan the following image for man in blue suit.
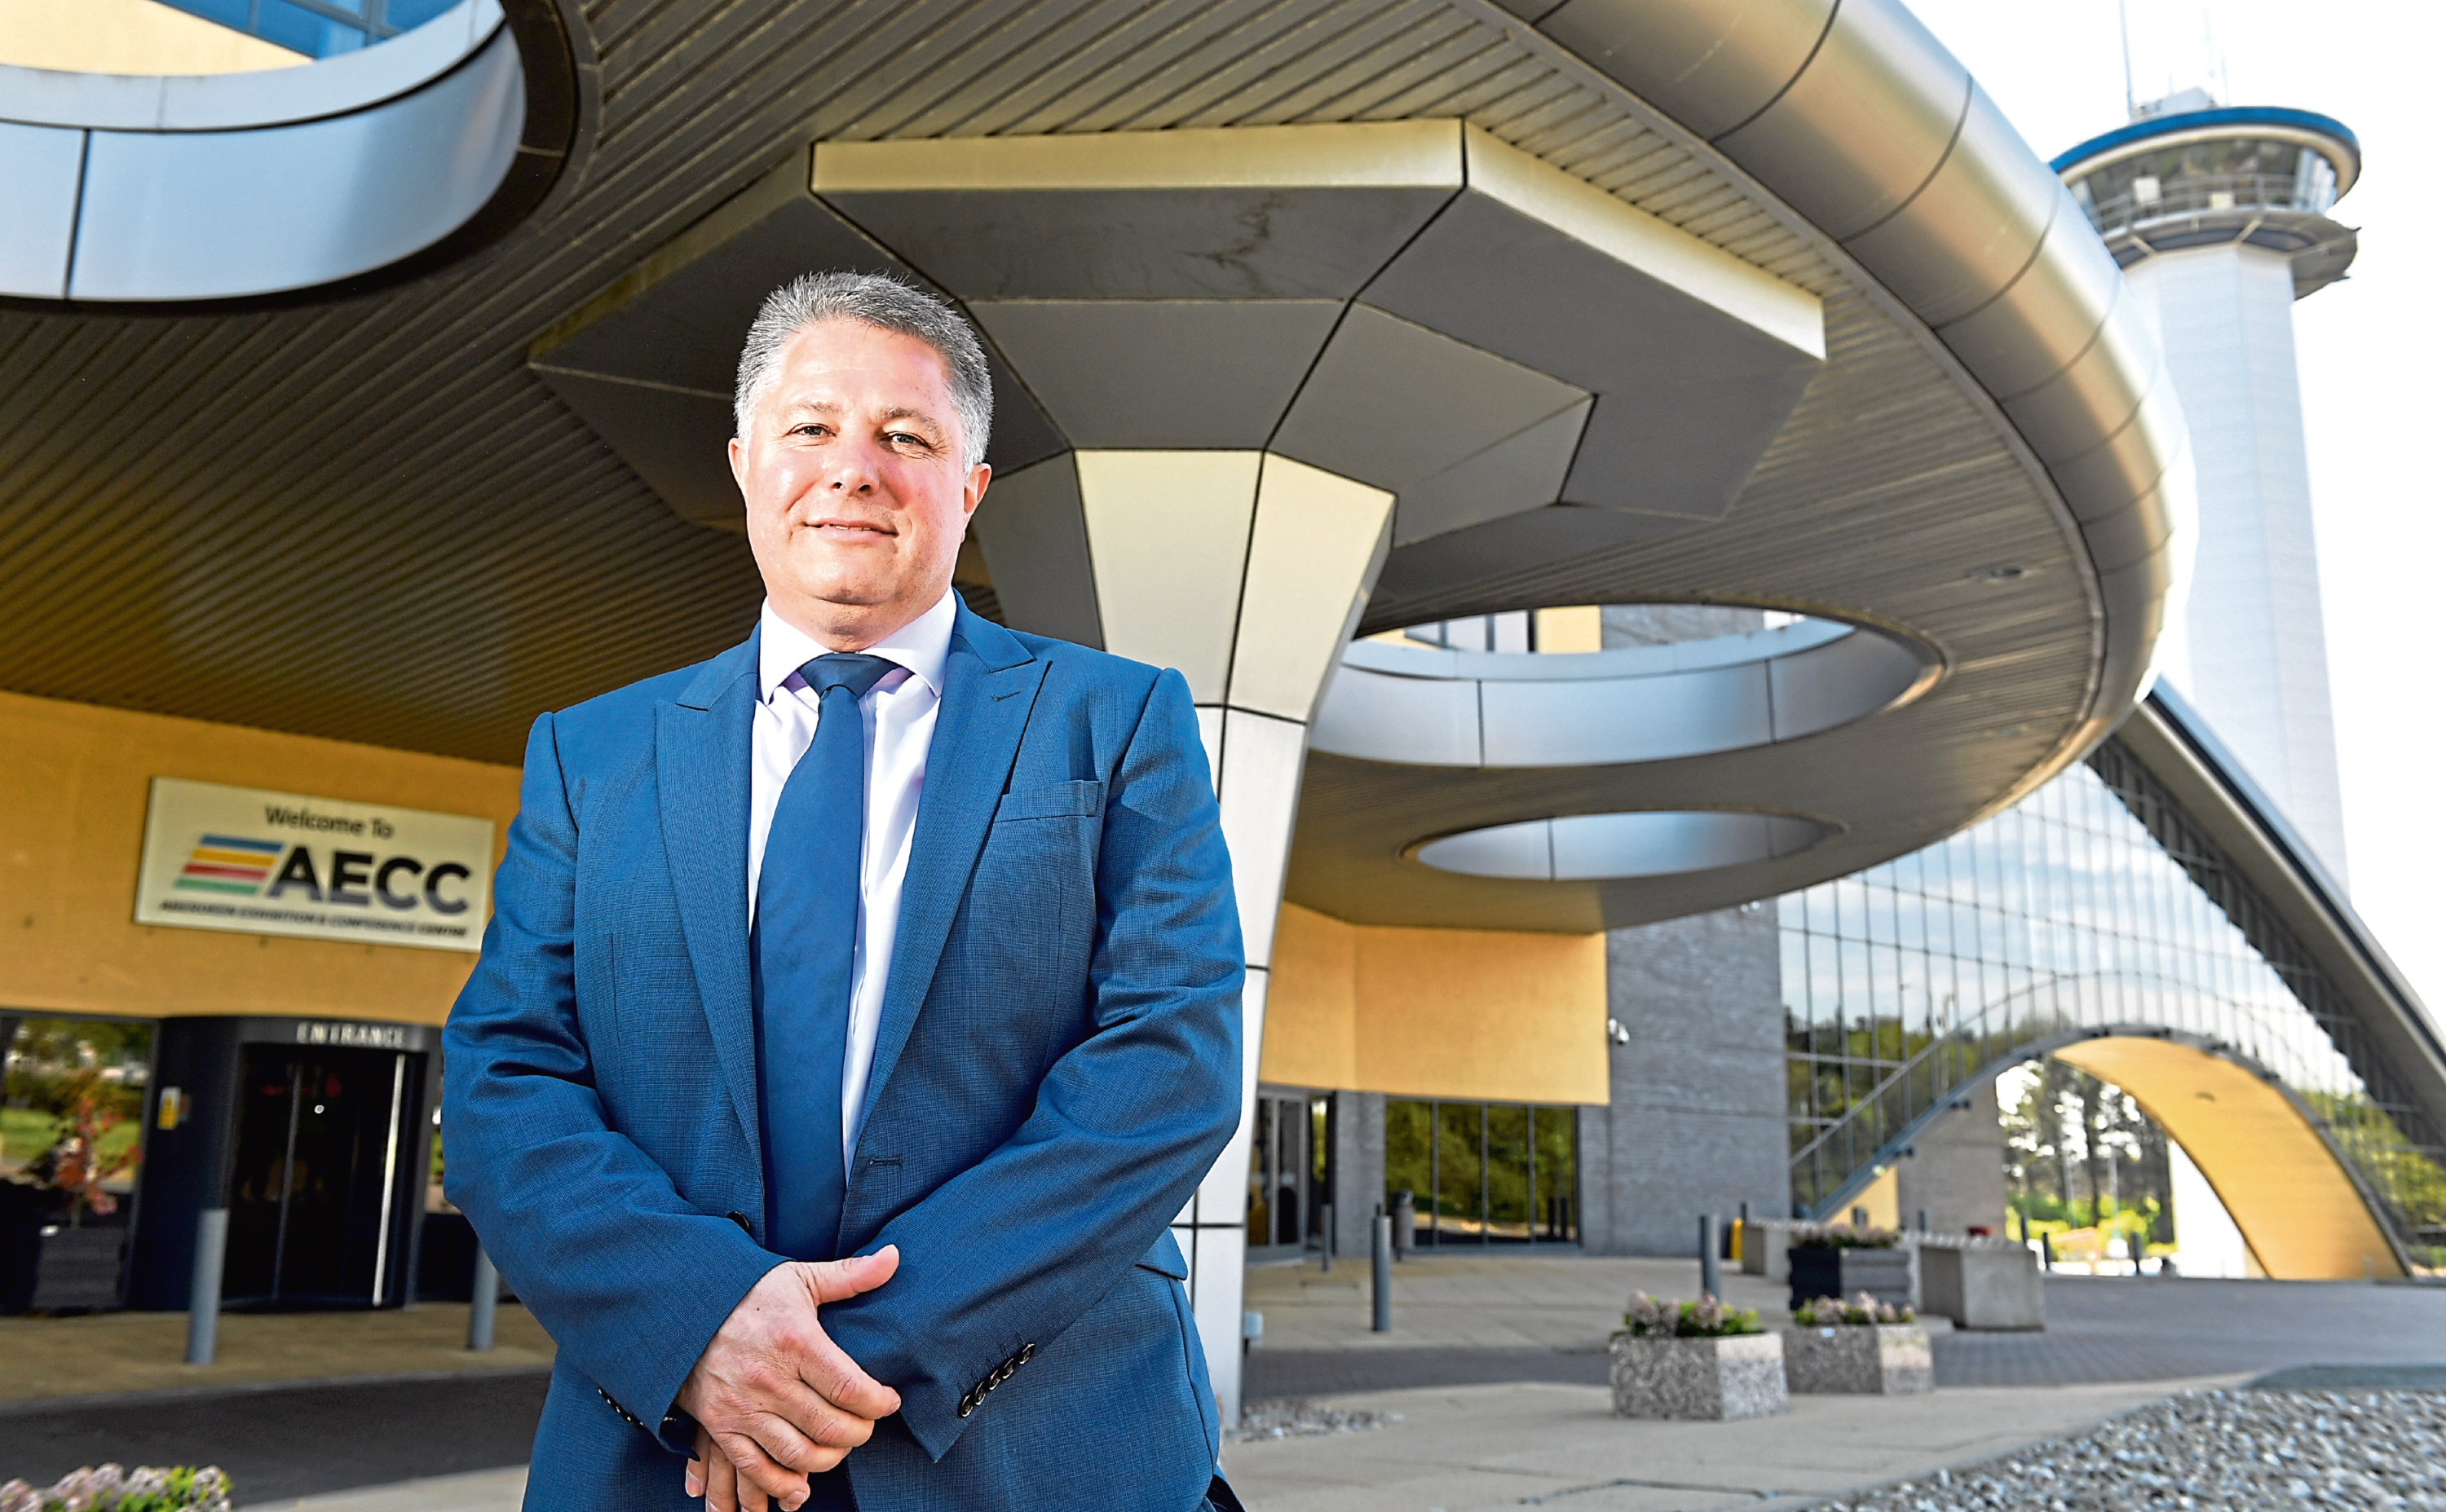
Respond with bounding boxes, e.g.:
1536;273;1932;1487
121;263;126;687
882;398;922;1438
444;272;1246;1512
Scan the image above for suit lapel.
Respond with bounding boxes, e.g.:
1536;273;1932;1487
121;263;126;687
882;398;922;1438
861;606;1045;1117
657;632;763;1157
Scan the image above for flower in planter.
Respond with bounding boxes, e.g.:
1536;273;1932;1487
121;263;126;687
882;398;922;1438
1786;1222;1901;1250
1618;1291;1764;1338
1794;1291;1916;1326
0;1466;232;1512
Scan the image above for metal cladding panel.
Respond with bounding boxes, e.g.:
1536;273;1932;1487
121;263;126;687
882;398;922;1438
1273;305;1587;495
532;367;738;527
820;185;1459;300
1934;204;2126;399
2079;496;2177;576
1764;629;1930;740
1839;83;2060;328
1362;188;1819;522
1711;0;1970;243
1390;399;1590;547
1305;668;1482;766
1480;663;1772;767
536;188;907;397
970;300;1337;450
968;455;1102;650
2044;366;2188;522
2001;309;2157;468
1537;0;1838;142
68;33;526;302
0;122;82;300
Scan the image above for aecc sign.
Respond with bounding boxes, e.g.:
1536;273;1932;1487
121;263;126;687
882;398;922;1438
135;778;494;953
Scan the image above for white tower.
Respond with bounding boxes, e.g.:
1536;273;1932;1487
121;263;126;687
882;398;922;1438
2056;96;2360;884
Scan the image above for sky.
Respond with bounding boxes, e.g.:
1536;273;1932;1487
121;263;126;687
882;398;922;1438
1902;0;2446;1015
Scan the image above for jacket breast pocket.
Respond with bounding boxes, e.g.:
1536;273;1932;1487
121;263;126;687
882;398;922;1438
993;778;1105;822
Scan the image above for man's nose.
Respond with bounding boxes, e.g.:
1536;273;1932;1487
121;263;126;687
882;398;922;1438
826;437;885;494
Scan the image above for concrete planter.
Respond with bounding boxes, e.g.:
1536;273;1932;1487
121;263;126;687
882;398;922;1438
1919;1242;2045;1329
1789;1245;1918;1311
1609;1332;1789;1421
1782;1323;1933;1395
1741;1220;1794;1281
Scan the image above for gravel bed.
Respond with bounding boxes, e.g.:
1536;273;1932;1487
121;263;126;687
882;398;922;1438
1230;1398;1402;1443
1817;1389;2446;1510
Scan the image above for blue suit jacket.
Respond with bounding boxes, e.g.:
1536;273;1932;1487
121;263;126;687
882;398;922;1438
442;603;1243;1511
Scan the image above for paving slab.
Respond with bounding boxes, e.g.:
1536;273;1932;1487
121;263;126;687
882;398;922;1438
0;1304;554;1404
1221;1376;2243;1512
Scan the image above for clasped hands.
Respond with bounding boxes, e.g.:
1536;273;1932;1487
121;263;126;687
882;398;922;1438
676;1246;901;1512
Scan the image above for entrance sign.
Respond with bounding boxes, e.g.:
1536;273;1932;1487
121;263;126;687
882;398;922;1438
134;778;493;953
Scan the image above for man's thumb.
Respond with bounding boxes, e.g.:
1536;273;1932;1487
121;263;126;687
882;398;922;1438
806;1244;898;1303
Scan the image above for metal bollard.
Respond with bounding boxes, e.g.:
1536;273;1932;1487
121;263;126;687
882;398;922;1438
1371;1214;1393;1333
468;1245;499;1351
1319;1202;1334;1274
1698;1214;1720;1300
184;1208;227;1366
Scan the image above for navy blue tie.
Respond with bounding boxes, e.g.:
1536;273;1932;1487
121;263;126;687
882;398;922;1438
753;651;898;1263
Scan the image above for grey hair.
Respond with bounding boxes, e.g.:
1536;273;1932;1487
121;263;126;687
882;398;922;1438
732;271;993;467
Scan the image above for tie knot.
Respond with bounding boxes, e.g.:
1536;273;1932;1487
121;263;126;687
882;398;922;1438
797;652;899;701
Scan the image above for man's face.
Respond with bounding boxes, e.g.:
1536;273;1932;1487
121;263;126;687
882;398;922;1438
730;318;989;647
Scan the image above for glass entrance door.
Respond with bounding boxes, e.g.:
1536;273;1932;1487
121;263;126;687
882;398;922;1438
1246;1093;1332;1255
224;1045;422;1307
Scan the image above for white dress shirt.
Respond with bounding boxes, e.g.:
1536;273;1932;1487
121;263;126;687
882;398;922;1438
748;587;956;1176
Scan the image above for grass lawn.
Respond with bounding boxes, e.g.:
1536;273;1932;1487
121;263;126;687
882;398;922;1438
1;1106;142;1167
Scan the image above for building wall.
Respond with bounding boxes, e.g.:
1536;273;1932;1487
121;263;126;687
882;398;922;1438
1892;1074;2008;1236
1261;902;1608;1105
0;690;520;1026
1580;904;1791;1255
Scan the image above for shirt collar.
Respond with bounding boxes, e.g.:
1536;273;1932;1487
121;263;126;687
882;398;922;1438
757;587;957;703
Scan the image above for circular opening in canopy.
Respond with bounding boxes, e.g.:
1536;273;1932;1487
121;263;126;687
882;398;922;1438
1412;810;1834;882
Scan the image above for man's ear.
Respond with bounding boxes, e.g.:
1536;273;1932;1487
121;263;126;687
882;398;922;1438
728;435;750;496
963;462;991;520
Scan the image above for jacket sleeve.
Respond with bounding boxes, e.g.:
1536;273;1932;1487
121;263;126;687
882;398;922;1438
442;711;779;1455
816;666;1244;1460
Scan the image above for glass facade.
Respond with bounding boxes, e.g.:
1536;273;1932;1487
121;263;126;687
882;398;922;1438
1781;739;2445;1265
1384;1100;1578;1246
160;0;466;58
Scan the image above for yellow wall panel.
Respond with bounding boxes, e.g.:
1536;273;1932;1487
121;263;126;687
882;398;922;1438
2053;1037;2402;1280
0;690;519;1027
1261;902;1606;1104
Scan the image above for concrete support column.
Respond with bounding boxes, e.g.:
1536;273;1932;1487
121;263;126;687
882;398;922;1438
974;447;1393;1424
1329;1091;1385;1261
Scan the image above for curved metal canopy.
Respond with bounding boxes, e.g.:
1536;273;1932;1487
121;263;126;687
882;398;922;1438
0;0;2182;918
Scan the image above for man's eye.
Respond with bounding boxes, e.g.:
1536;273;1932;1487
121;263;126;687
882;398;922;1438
790;424;827;437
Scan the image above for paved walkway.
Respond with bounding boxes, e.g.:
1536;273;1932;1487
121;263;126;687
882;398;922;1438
0;1303;553;1404
1243;1254;2446;1396
7;1258;2442;1507
1223;1376;2241;1511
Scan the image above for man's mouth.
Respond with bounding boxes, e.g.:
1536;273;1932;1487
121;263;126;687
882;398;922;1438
809;519;893;538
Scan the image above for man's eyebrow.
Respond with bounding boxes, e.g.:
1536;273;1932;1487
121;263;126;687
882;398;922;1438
875;405;945;434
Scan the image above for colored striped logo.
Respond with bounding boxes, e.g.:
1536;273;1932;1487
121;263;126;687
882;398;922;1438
174;834;284;895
